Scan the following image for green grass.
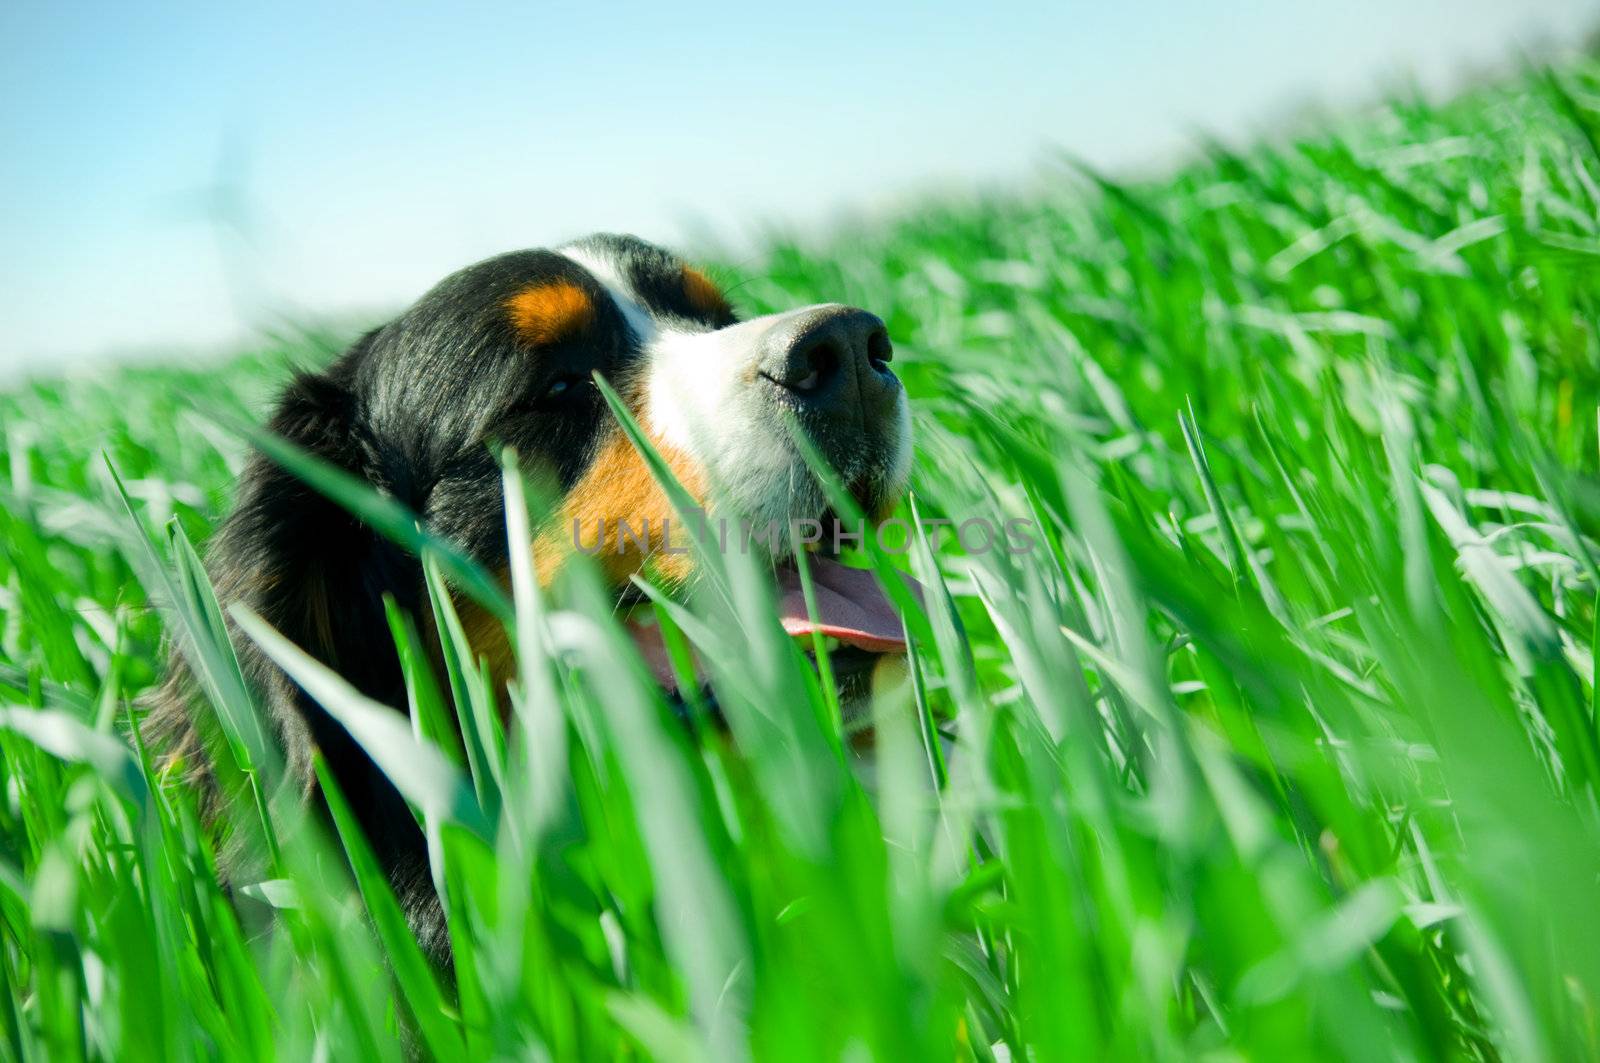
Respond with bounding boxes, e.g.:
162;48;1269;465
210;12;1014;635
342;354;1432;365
5;59;1600;1060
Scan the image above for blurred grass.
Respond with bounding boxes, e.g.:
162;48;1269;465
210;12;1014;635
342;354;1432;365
5;59;1600;1059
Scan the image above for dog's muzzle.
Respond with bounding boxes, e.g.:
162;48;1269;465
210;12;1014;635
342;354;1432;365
752;305;901;481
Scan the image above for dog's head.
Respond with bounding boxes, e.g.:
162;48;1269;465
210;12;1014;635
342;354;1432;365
220;233;913;713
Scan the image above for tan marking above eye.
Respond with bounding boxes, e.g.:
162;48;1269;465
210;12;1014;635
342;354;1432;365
505;281;595;345
681;266;732;318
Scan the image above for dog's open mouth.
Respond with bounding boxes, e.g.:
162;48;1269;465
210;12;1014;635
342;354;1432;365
774;556;909;653
624;552;918;693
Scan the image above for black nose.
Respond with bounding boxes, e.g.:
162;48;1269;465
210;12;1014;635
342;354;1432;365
757;306;899;426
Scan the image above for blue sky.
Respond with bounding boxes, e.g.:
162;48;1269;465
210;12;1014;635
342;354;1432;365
2;1;1594;373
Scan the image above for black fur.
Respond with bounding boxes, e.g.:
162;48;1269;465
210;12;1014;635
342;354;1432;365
145;236;732;962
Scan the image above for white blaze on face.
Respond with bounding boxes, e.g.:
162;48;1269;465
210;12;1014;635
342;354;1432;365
558;243;658;346
559;242;912;536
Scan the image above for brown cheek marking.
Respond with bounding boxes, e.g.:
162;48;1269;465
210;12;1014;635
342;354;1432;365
454;594;513;705
681;266;732;318
505;281;595;345
460;425;710;696
540;428;708;588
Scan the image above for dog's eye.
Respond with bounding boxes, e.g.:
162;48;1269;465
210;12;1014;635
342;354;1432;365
537;374;586;404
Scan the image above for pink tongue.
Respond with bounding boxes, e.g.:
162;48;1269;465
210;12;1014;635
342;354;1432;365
775;557;913;652
626;557;920;689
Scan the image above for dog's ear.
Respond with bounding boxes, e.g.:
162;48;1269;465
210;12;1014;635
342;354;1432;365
217;334;416;709
148;331;437;880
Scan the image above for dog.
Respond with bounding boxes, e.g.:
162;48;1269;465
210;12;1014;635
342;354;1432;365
146;233;914;962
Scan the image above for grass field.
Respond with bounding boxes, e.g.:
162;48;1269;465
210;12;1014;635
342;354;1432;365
5;58;1600;1061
